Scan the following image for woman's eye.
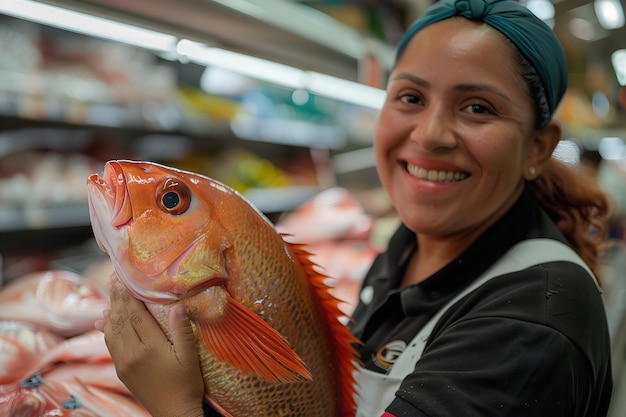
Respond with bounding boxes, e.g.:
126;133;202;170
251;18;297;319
465;103;494;114
399;93;422;105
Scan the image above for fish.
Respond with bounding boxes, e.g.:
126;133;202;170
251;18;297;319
276;187;374;244
86;160;359;417
0;380;53;417
0;270;110;338
0;321;62;385
0;320;136;416
58;380;151;417
1;374;135;417
22;330;112;379
276;188;381;316
41;362;130;396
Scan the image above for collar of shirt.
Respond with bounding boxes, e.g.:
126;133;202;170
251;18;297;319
350;190;545;339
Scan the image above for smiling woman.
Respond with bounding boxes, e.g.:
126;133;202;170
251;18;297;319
349;0;613;416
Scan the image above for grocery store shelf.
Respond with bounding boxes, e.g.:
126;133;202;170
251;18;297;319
0;186;317;235
35;0;396;82
0;202;91;232
243;185;319;214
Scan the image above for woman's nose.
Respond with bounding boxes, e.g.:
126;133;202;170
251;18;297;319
409;104;457;151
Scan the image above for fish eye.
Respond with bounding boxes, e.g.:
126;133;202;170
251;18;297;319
157;178;191;215
162;191;180;209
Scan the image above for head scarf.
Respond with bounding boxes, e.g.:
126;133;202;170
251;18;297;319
396;0;567;116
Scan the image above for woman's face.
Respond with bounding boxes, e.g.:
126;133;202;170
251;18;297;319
375;17;538;243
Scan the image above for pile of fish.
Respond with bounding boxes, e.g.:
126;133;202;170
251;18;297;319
276;187;380;316
0;269;151;416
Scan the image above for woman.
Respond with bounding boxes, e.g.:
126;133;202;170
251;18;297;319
96;0;613;416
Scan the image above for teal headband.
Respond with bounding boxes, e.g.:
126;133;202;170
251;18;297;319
396;0;568;116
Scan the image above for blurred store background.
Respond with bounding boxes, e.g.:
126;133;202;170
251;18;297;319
0;0;624;414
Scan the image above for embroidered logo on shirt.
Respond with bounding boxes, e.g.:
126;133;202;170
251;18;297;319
374;340;407;370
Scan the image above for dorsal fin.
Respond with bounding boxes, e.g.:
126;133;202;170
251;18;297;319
283;235;362;417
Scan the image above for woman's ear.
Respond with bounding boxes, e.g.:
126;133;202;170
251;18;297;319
523;119;561;180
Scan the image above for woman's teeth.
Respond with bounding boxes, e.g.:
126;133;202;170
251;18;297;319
407;164;468;182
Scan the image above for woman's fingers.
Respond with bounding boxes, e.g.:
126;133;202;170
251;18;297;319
169;304;201;370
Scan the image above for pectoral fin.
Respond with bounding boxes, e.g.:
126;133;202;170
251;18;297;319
192;294;312;383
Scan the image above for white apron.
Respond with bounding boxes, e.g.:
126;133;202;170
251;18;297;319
353;238;599;417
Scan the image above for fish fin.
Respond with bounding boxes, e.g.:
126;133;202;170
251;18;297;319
283;236;363;416
193;293;312;383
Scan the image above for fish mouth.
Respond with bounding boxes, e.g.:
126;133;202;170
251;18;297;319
87;161;133;229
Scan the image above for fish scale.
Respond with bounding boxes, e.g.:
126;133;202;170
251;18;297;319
87;160;360;417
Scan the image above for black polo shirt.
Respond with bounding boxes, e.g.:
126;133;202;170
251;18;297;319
349;191;613;417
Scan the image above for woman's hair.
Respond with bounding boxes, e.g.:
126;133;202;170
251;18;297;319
512;46;613;283
511;42;551;129
527;161;612;283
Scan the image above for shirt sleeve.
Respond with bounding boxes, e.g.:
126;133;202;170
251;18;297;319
385;316;594;417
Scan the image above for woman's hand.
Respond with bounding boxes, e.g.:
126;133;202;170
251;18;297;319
94;273;205;417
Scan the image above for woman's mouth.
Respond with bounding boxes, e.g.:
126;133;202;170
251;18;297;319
406;163;470;182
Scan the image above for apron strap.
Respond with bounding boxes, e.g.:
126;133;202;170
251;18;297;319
389;238;598;376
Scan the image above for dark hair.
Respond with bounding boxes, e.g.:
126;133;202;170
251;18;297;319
512;46;552;129
526;161;611;283
509;42;612;283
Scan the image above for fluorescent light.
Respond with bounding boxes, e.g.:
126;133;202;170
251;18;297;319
0;0;177;52
612;49;626;85
594;0;625;30
177;40;303;89
180;39;386;109
306;72;385;109
598;137;625;160
526;0;555;22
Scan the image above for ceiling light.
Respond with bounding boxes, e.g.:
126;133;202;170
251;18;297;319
306;72;385;109
179;40;385;109
598;137;625;160
526;0;555;22
177;40;303;89
612;49;626;85
0;0;177;53
594;0;625;30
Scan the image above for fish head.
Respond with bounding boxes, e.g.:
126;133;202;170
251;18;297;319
37;270;107;308
36;271;110;336
87;160;235;303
